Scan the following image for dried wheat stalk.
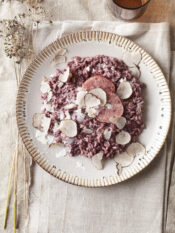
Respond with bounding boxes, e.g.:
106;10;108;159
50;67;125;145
22;143;28;218
3;147;16;229
13;138;19;233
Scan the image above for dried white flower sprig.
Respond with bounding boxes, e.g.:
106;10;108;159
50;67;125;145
28;6;52;24
0;19;33;63
0;4;52;63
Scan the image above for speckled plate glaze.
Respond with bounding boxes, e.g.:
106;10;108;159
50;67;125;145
16;31;171;187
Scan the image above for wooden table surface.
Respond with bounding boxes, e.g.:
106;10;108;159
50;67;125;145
135;0;175;48
135;0;175;25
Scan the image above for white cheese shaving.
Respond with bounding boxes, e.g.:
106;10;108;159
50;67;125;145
106;104;112;109
47;91;53;101
55;143;67;158
64;103;76;110
47;135;55;145
103;128;112;140
59;111;64;120
86;66;90;71
65;111;71;120
53;122;60;133
58;82;64;88
40;80;50;94
35;130;47;144
73;109;85;122
86;107;99;118
59;67;72;83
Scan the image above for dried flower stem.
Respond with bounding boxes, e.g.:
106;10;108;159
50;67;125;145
3;147;16;229
3;62;21;229
22;143;28;218
13;65;21;231
14;63;19;86
13;138;19;233
32;22;38;48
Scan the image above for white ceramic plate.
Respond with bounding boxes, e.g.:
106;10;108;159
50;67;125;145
16;31;171;187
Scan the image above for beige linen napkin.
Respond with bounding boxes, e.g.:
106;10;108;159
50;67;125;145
166;52;175;233
27;21;171;233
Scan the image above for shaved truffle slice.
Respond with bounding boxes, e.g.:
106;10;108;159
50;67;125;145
59;120;77;137
129;65;141;78
97;93;123;123
114;152;134;167
55;48;67;56
33;113;44;130
76;90;87;108
33;113;51;133
51;48;67;65
109;116;126;129
116;163;122;176
91;152;103;170
123;50;142;67
51;55;66;65
116;131;131;145
82;75;115;94
89;88;107;106
84;93;101;108
123;51;135;67
42;116;51;133
126;142;146;157
132;51;142;65
117;81;133;99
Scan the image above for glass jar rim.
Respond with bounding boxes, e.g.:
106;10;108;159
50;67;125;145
112;0;151;10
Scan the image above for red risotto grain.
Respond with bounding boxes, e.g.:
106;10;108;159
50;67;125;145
41;55;145;158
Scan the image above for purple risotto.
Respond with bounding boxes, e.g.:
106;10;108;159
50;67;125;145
34;55;145;159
